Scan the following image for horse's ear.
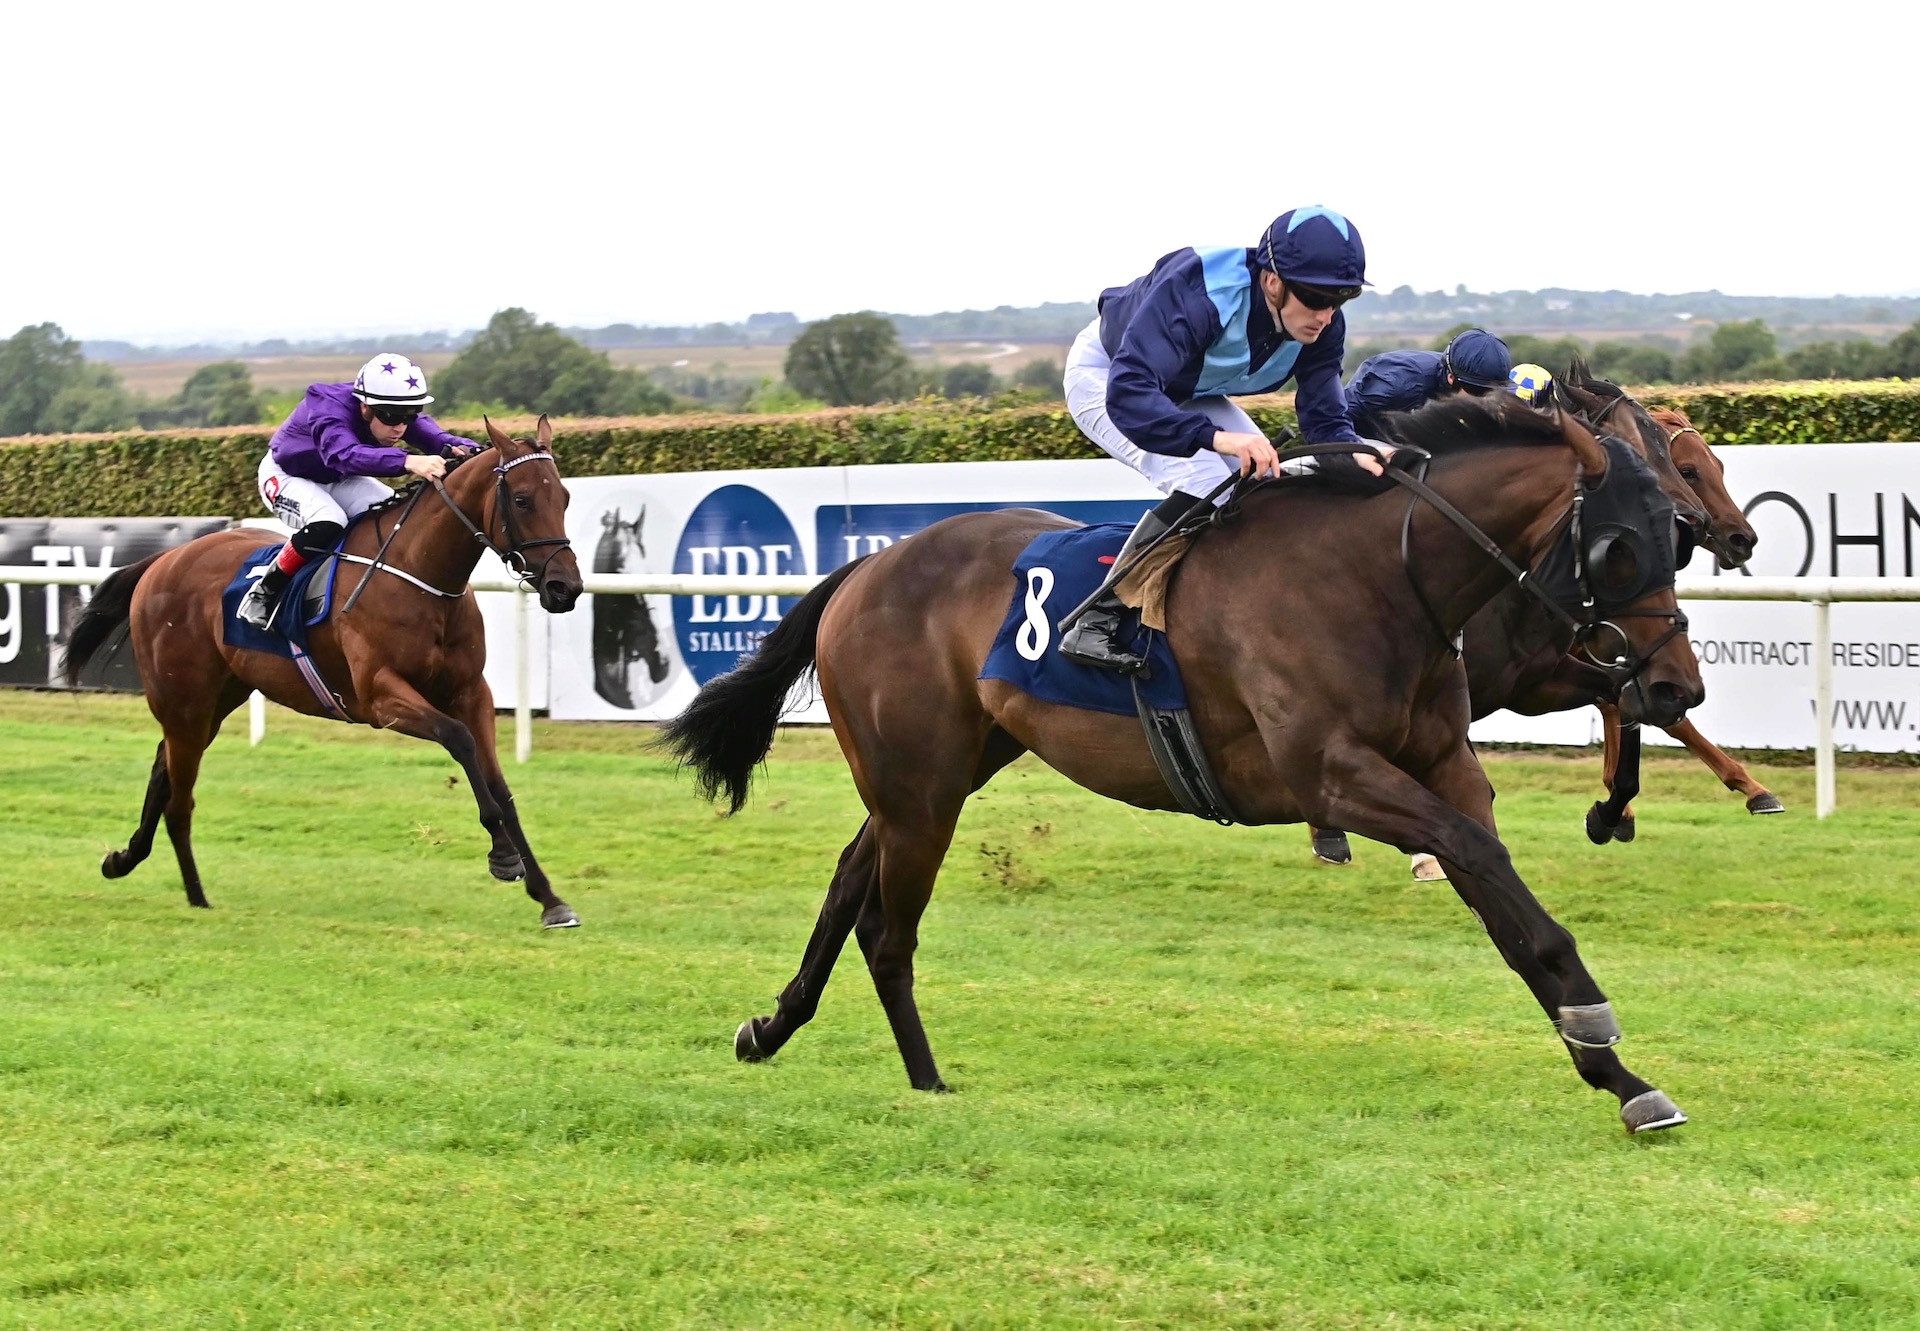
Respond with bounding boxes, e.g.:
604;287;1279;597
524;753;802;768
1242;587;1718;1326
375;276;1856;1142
483;415;513;452
1554;403;1607;476
535;413;553;452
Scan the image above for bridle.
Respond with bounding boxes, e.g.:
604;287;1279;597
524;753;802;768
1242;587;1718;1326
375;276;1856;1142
1248;440;1691;700
341;449;573;612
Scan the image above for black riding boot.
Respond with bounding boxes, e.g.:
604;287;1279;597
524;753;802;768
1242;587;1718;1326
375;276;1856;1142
238;562;292;629
1057;491;1205;672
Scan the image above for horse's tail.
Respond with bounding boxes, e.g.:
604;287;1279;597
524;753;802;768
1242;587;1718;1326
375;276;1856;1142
660;556;869;814
60;553;163;686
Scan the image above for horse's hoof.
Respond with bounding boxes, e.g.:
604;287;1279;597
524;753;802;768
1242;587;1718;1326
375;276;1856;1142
1556;1001;1622;1049
1410;853;1447;882
1621;1089;1688;1134
489;853;527;882
101;850;132;880
539;904;580;929
1312;831;1352;866
1611;814;1637;843
735;1017;770;1063
1584;801;1617;846
1747;792;1785;815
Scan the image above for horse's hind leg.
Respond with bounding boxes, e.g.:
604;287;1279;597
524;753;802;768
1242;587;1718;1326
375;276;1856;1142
102;741;170;880
735;818;877;1064
153;682;251;910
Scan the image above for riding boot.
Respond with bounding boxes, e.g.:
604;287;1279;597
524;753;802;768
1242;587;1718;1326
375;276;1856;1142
238;554;297;629
1057;491;1204;672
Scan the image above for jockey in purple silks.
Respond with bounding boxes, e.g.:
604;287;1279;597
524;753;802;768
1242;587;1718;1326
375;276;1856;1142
238;353;478;629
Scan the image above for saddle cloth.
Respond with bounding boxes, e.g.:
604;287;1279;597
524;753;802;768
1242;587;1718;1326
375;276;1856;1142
979;524;1188;718
220;543;341;656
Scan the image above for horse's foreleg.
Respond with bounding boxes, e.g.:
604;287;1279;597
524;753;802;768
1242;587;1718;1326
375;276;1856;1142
1319;742;1684;1133
445;682;576;928
102;741;170;881
371;673;576;929
1307;825;1353;865
1665;718;1784;814
737;818;877;1065
1587;704;1641;845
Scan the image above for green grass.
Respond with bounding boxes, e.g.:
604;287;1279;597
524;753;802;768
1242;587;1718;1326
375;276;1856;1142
2;691;1917;1329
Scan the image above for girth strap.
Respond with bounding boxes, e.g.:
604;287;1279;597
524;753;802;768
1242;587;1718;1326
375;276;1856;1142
1131;680;1237;825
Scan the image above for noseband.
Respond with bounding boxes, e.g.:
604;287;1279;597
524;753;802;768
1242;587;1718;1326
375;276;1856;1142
432;451;574;587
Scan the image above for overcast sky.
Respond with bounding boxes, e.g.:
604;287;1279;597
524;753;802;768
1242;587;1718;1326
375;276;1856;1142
4;1;1908;344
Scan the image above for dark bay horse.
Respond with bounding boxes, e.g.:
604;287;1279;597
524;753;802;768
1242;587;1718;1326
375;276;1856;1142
61;417;586;929
1313;376;1773;872
666;397;1701;1134
1590;407;1782;836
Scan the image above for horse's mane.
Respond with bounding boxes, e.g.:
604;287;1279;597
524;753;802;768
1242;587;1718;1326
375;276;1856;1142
1380;390;1568;456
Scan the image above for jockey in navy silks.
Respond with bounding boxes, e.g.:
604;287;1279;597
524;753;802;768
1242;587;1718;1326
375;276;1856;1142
239;354;479;629
1343;328;1514;438
1057;205;1388;672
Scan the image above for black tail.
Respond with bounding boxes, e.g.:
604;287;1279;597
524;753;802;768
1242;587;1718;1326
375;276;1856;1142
660;556;868;814
60;554;162;686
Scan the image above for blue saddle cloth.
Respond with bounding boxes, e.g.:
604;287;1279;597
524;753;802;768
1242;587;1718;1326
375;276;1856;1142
979;524;1187;718
220;543;341;656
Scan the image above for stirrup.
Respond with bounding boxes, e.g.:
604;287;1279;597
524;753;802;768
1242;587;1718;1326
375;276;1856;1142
1058;602;1146;674
238;584;279;630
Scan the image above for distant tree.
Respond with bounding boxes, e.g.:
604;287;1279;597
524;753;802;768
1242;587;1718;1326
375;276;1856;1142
435;308;671;415
1882;319;1920;378
1683;319;1778;381
0;322;137;435
783;313;914;406
1013;358;1064;397
1588;341;1675;385
941;362;998;398
171;361;265;426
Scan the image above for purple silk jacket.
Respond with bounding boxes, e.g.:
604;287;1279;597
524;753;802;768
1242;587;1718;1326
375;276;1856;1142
268;382;471;483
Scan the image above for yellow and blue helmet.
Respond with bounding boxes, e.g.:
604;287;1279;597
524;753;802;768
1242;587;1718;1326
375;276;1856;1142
1508;362;1554;405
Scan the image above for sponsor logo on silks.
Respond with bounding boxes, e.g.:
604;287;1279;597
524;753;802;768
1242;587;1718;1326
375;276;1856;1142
814;500;1155;571
672;484;805;684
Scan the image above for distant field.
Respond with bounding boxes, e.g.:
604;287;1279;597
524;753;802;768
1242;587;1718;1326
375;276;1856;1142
102;342;1074;400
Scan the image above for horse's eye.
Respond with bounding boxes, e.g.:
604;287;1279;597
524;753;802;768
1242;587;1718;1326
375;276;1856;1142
512;493;534;511
1679;466;1700;482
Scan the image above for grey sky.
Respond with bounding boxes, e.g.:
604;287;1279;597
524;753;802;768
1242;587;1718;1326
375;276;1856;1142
5;0;1908;344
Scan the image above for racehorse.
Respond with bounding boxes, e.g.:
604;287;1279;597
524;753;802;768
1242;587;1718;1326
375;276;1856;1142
60;417;586;929
665;395;1702;1134
1310;374;1772;872
591;507;671;708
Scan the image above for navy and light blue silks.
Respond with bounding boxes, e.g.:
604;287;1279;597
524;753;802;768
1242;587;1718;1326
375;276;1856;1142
1343;349;1454;437
1095;247;1361;458
979;525;1188;717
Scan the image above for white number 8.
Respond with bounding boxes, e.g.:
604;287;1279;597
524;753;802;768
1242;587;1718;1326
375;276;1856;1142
1014;566;1055;661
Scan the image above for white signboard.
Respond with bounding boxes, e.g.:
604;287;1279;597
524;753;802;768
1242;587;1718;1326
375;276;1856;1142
540;444;1920;752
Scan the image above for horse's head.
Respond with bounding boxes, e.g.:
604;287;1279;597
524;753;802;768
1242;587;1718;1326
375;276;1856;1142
472;415;584;613
1557;360;1710;542
1541;407;1705;727
1647;407;1756;569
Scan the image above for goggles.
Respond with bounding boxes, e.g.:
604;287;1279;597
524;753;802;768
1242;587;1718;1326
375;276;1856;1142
1286;280;1363;311
370;404;423;426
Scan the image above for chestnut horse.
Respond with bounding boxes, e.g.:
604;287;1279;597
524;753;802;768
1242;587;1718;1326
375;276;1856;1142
666;396;1701;1134
61;417;585;929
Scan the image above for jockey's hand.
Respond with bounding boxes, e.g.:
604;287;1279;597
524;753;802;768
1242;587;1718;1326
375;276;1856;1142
1212;430;1281;479
1354;439;1397;477
404;453;449;481
451;443;482;459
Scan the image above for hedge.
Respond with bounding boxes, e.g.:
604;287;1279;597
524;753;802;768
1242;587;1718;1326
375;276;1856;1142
3;380;1916;518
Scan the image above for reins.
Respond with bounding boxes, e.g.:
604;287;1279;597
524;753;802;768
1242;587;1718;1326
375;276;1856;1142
341;450;572;615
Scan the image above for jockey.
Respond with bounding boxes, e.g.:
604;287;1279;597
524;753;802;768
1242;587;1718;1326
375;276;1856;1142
1507;361;1555;406
1342;328;1514;437
238;353;478;629
1058;204;1381;672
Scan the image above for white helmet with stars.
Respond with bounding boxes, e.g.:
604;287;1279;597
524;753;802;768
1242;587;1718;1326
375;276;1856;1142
352;353;434;406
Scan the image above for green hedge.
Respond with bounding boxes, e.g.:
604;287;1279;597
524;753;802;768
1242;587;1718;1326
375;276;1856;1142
3;381;1916;518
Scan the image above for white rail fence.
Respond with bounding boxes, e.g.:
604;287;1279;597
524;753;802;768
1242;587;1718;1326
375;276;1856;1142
5;564;1917;818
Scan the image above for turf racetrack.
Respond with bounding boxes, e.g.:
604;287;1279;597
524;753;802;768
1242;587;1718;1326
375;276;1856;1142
3;691;1916;1328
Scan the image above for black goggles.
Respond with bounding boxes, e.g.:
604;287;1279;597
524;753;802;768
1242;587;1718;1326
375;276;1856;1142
370;404;423;426
1286;280;1363;311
